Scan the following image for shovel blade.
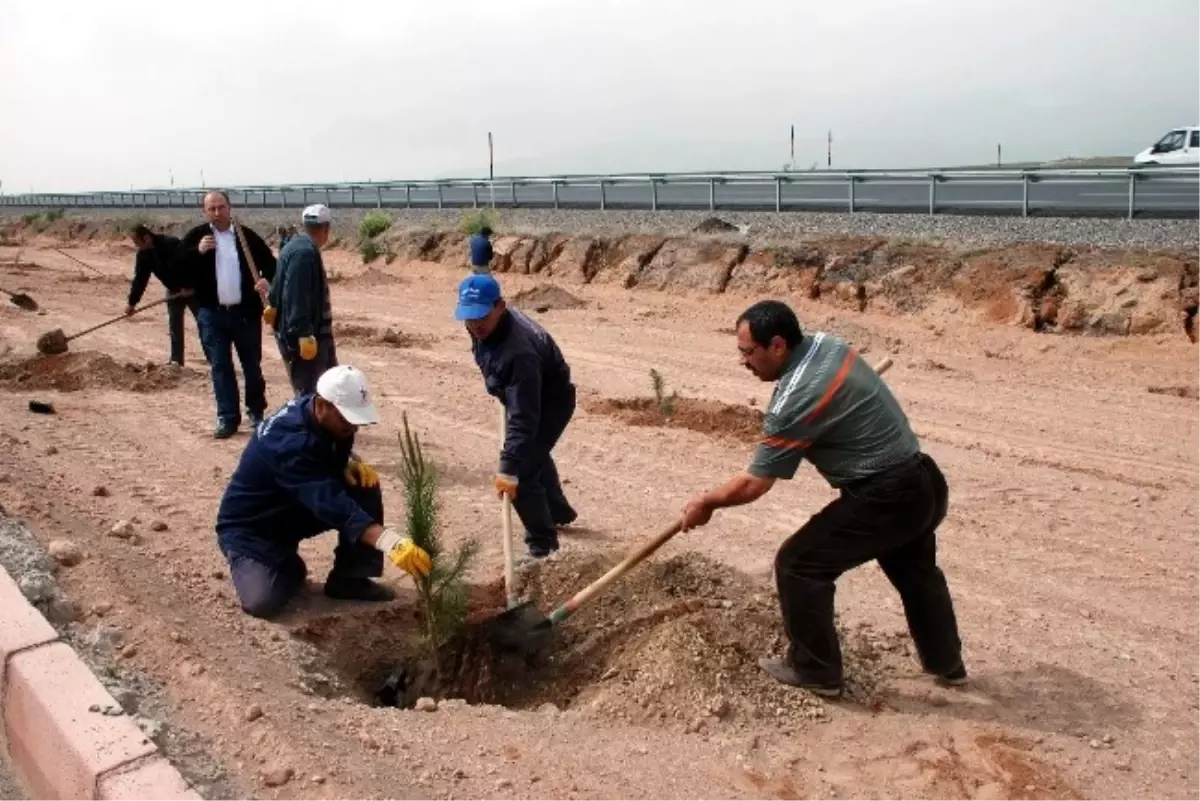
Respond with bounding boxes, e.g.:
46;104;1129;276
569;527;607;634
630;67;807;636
482;601;555;656
36;329;67;356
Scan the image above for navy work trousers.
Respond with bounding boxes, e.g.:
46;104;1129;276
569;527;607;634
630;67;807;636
196;304;267;426
219;483;385;619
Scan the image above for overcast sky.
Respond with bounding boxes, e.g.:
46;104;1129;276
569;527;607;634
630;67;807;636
1;0;1196;192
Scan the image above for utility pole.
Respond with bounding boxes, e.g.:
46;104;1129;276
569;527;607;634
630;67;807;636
487;131;496;209
789;124;795;170
827;130;832;169
997;143;1002;168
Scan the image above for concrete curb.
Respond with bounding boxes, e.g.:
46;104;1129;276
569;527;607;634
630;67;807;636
0;565;200;799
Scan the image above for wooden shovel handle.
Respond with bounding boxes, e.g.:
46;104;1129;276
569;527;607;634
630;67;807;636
500;405;517;609
65;294;178;342
545;354;895;626
230;217;264;287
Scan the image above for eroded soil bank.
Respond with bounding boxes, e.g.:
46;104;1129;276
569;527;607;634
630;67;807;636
3;213;1197;341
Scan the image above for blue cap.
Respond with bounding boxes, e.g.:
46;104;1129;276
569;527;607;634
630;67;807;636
454;274;502;321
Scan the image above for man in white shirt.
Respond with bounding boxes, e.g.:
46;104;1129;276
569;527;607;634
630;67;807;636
175;191;277;438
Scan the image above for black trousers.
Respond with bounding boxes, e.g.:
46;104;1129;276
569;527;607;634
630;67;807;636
166;295;204;366
277;335;338;397
511;387;578;556
774;452;963;685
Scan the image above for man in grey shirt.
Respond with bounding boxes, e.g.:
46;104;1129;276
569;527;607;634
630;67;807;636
679;300;965;698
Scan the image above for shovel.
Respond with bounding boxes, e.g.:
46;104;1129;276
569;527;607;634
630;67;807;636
36;294;180;355
2;251;37;310
1;287;37;311
484;354;895;657
485;519;685;657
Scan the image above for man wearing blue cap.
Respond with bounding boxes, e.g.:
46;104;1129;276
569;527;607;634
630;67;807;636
455;274;578;559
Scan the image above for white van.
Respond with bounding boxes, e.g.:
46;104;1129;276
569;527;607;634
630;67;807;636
1133;126;1200;166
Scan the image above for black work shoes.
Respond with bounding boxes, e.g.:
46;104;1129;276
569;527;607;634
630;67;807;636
213;420;238;439
324;577;396;603
934;662;969;687
757;657;844;698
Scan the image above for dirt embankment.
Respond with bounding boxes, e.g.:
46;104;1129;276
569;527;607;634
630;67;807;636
3;215;1197;341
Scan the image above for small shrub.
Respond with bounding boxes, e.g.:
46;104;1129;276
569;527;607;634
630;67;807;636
359;211;392;239
650;368;679;416
458;207;499;236
397;413;479;667
43;208;64;222
359;238;382;264
21;212;39;226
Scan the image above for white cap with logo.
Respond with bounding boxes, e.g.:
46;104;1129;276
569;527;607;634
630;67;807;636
301;204;332;225
315;365;379;425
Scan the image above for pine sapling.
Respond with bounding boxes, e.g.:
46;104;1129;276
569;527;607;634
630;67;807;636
397;412;480;671
649;368;679;416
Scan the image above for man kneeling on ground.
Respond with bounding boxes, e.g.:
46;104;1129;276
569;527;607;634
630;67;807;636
215;364;431;619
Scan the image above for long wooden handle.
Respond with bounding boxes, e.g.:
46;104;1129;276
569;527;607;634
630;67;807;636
545;354;895;626
230;217;264;287
547;520;683;625
53;248;106;276
65;294;178;342
500;405;517;608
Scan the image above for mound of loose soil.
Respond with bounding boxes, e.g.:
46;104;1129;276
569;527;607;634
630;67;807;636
344;267;405;287
583;396;764;443
0;352;195;393
332;323;436;349
511;283;586;312
693;217;740;234
491;552;898;722
291;551;905;734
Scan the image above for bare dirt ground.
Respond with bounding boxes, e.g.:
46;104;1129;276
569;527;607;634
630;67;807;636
0;238;1196;800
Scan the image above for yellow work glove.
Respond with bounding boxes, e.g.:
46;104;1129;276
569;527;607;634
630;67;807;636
344;458;379;489
494;473;518;500
373;527;432;578
298;336;318;360
262;305;277;326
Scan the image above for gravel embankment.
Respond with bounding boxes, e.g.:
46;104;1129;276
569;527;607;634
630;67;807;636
4;207;1197;251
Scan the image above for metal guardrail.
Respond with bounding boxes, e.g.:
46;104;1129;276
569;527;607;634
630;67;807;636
2;167;1197;220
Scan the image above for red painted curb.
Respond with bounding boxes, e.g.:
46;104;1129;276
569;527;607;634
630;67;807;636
0;565;200;799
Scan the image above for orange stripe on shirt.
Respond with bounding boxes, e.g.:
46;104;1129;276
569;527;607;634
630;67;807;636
761;435;810;451
803;349;856;425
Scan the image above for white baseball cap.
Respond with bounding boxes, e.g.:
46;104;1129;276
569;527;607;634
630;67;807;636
301;204;332;225
316;365;379;425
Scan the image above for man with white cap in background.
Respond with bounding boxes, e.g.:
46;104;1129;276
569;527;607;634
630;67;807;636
214;364;431;619
268;203;339;395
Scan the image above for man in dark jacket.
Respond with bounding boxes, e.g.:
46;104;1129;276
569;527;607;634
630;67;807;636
269;204;337;395
125;225;205;367
175;190;277;439
455;274;578;559
468;226;493;274
215;364;432;619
